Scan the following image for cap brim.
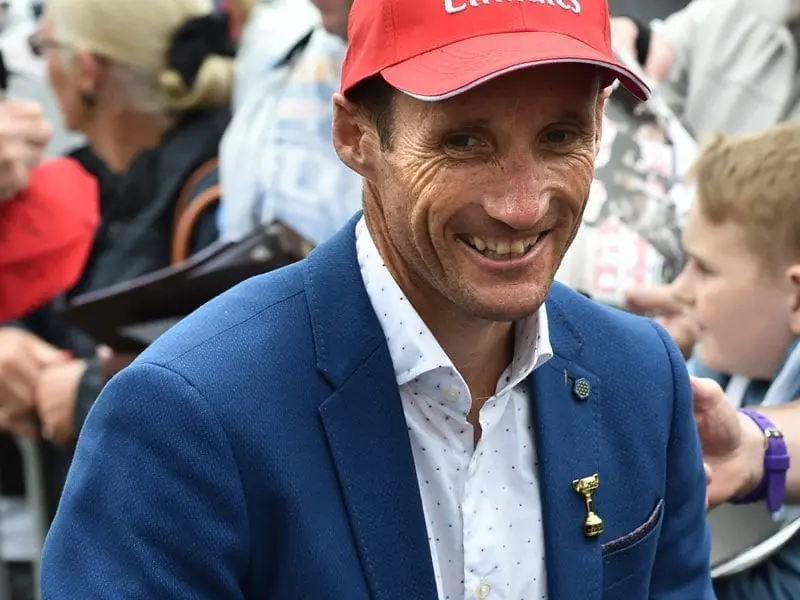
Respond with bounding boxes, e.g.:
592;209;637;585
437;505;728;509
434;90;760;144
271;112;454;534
381;30;650;102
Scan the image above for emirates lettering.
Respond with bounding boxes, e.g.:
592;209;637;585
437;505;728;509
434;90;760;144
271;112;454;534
445;0;582;15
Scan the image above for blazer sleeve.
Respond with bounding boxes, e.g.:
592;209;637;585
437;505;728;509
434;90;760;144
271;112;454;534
648;321;716;599
40;362;250;599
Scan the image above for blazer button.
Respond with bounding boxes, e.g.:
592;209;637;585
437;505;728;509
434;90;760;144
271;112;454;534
573;378;591;400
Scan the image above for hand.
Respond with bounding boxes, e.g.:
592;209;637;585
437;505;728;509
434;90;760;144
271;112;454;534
0;328;69;437
610;16;674;82
692;377;764;509
0;100;52;200
610;17;640;61
35;359;88;445
625;283;695;359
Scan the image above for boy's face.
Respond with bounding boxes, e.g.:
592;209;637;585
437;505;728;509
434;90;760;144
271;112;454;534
674;205;795;380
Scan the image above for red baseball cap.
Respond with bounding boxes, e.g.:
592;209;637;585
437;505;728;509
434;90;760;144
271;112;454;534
341;0;649;102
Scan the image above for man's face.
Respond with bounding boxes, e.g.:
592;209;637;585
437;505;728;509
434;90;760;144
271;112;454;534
674;205;793;380
361;65;604;323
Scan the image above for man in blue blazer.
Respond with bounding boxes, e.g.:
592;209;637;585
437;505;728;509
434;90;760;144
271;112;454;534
41;0;714;598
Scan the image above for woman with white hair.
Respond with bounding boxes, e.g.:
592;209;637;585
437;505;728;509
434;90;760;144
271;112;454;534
0;0;247;522
32;0;236;171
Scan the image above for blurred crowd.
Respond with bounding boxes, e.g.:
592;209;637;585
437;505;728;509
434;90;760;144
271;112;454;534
1;0;800;597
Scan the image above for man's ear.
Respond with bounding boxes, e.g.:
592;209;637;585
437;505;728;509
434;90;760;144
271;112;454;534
594;87;610;156
332;92;379;180
787;264;800;335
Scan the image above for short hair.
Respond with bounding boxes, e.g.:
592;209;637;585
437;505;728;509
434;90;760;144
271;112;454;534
345;75;397;150
689;122;800;272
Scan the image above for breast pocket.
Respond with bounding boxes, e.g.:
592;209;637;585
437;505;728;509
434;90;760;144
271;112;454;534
602;499;664;595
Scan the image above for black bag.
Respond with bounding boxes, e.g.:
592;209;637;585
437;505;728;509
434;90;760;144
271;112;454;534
60;222;313;351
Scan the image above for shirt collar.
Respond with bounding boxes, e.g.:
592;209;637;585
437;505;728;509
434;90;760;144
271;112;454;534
356;216;552;388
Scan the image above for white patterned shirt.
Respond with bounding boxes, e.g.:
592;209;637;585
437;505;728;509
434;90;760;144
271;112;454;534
356;217;553;600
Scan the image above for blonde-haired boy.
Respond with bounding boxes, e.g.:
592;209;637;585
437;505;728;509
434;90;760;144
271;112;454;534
674;121;800;600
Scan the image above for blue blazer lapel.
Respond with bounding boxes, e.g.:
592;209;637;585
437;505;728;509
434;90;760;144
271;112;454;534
305;215;438;600
532;294;602;600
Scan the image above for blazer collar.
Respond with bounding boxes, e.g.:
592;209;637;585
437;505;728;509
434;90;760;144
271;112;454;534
306;214;437;599
304;213;386;388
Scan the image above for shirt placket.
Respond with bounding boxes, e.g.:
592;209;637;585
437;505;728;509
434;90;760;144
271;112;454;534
462;390;511;600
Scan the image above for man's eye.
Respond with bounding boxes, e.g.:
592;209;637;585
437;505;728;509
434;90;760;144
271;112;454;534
444;134;482;150
543;130;576;144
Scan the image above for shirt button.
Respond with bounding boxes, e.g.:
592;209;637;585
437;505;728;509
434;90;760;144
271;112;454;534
477;581;491;599
443;387;461;402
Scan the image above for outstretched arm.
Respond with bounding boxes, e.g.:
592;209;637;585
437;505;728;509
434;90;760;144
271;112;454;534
694;377;800;507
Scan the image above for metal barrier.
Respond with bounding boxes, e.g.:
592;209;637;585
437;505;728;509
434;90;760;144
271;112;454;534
14;438;44;600
0;529;11;600
0;438;47;600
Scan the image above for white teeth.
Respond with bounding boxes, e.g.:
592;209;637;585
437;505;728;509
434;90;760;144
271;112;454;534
465;234;542;257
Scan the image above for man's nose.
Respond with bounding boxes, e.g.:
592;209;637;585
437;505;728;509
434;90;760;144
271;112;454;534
483;168;551;231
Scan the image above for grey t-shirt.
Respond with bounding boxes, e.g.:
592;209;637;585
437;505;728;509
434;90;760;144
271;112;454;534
659;0;800;138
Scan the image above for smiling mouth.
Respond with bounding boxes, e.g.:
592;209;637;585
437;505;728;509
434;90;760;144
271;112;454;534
459;233;549;259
